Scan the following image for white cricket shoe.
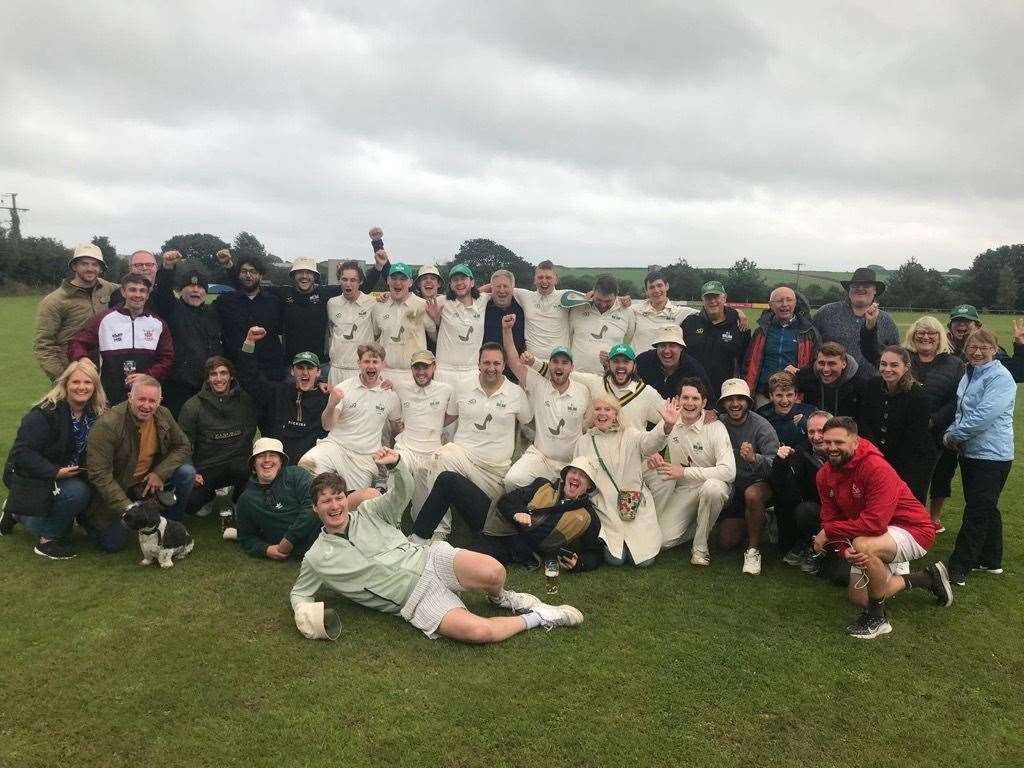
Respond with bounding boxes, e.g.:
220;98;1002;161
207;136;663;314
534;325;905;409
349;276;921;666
532;603;584;628
690;549;711;567
490;589;542;613
742;548;762;575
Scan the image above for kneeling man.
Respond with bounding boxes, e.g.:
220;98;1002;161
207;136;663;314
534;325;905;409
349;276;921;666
289;449;584;643
814;417;953;639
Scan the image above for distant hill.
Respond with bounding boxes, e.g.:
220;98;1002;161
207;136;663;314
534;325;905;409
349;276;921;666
553;265;889;292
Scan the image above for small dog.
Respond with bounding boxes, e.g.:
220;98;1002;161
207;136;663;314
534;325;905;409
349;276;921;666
121;500;195;568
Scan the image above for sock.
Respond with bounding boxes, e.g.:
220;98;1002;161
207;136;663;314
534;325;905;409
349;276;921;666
902;571;933;591
866;598;886;619
488;589;509;606
522;611;543;630
407;533;429;546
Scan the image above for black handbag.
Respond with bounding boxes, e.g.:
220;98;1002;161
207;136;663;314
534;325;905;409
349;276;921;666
3;460;58;518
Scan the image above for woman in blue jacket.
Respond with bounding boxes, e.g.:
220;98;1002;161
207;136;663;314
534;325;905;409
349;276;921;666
1;360;108;559
944;329;1016;586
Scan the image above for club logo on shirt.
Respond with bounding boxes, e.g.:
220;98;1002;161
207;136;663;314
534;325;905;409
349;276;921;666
143;330;154;342
695;328;704;335
567;403;578;412
112;332;123;342
430;399;440;408
692;442;704;452
309;294;320;304
274;502;283;510
474;413;493;430
590;325;608;340
548;418;565;436
458;327;473;342
851;483;863;499
358;310;368;317
343;324;357;340
390;326;405;342
721;332;733;342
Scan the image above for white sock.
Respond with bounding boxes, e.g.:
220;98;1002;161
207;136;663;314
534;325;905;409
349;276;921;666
522;611;543;630
488;589;510;606
407;533;429;546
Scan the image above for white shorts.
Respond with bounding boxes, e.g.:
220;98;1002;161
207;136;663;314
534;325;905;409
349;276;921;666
849;525;927;577
399;542;466;639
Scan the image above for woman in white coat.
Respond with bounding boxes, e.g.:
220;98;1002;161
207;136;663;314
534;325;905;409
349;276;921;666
573;393;680;566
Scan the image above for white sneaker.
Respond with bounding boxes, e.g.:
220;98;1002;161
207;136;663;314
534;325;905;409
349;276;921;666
532;603;584;628
490;589;541;613
222;527;238;541
742;548;761;575
690;549;711;567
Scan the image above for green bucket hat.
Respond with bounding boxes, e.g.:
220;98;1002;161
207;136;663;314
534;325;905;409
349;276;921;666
701;280;726;296
388;262;414;279
608;343;636;361
292;351;321;367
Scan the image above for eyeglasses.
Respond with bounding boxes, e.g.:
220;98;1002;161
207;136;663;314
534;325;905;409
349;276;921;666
913;331;940;337
239;268;259;276
965;345;996;353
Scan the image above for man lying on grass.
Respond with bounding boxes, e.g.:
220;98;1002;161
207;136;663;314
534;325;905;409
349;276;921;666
289;448;584;642
813;417;953;639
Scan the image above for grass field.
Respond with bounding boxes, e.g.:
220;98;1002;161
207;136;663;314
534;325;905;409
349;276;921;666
1;296;1021;768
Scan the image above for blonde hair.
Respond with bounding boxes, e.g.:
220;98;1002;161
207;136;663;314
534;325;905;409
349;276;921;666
904;316;951;355
36;359;108;414
585;393;623;430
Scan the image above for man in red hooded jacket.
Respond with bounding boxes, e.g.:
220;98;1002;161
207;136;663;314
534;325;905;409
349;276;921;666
812;416;953;639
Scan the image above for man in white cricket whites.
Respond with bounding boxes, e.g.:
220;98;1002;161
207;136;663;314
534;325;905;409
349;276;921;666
567;275;637;375
392;350;453;518
298;343;401;490
501;314;591;490
632;269;696;353
326;259;378;385
289;449;584;643
430;342;534;514
372;262;428;386
511;260;571;358
647;377;735;566
426;263;491;384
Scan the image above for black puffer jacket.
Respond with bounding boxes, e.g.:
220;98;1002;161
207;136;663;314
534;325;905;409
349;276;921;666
794;353;864;420
6;402;86;480
911;353;965;440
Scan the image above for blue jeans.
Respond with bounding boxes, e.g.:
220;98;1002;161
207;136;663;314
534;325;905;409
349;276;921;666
165;464;197;522
17;477;91;541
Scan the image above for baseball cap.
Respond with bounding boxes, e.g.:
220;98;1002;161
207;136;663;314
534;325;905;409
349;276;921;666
182;269;208;292
701;280;725;296
608;343;636;360
410;350;436;366
291;351;321;368
549;346;573;361
389;262;414;279
949;304;981;323
448;263;474;280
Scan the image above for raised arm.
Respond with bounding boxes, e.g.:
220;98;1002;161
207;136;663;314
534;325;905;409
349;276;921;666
501;313;529;383
322;384;345;431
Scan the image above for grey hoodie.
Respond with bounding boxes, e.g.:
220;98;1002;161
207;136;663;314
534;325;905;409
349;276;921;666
721;409;780;487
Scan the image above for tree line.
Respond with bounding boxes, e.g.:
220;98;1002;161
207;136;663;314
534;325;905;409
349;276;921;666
1;224;1022;310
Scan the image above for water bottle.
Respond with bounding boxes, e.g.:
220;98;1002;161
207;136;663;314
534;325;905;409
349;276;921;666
544;558;559;596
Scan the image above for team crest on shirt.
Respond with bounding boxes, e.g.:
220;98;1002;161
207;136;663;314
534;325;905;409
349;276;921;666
695;328;704;335
309;294;320;304
567;403;578;412
468;398;477;405
851;484;863;499
721;332;732;342
430;399;440;408
692;442;704;452
375;404;386;414
358;310;368;317
112;332;123;342
495;401;507;408
144;330;154;342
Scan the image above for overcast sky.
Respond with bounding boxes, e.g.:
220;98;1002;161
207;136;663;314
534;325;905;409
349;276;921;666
3;1;1023;271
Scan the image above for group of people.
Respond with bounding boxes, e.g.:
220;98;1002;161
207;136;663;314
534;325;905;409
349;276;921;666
3;239;1019;642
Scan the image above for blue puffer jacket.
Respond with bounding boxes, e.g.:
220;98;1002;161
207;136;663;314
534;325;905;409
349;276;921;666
946;360;1016;461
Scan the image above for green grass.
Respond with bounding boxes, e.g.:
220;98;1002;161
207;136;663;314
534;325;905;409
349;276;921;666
1;295;1022;768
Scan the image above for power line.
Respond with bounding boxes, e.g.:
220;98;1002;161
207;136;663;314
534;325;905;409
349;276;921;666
0;193;29;240
793;261;804;292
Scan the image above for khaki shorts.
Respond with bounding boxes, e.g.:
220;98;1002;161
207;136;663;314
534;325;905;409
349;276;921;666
400;541;466;639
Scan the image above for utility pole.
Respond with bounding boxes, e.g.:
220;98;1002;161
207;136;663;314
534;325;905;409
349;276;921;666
793;262;804;292
1;193;29;241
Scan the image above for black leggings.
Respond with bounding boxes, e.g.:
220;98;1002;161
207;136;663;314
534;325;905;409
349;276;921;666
186;463;250;515
929;447;959;500
412;471;492;538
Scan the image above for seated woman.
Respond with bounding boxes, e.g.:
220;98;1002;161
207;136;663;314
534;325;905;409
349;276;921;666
1;360;107;559
177;356;258;535
859;346;934;503
408;457;605;573
572;393;679;567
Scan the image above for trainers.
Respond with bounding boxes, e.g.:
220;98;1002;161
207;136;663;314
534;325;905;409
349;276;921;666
490;589;542;613
927;562;954;608
531;603;584;628
0;499;16;536
222;526;238;541
33;539;77;560
950;569;967;587
972;565;1004;575
690;549;711;567
742;548;761;575
783;545;806;567
800;550;823;575
846;611;892;639
935;525;945;534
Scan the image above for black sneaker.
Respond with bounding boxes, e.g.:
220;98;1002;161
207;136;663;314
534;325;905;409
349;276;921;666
33;540;77;560
846;611;892;639
800;550;823;575
0;499;16;536
927;562;954;607
950;569;967;587
783;545;807;566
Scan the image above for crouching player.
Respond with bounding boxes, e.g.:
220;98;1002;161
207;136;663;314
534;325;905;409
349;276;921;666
813;417;953;639
289;448;584;643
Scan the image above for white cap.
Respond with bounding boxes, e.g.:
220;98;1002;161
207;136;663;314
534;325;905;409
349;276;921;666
290;256;319;274
718;378;752;403
416;264;441;281
294;602;342;641
651;325;686;347
249;437;289;469
562;455;598;488
69;243;106;269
